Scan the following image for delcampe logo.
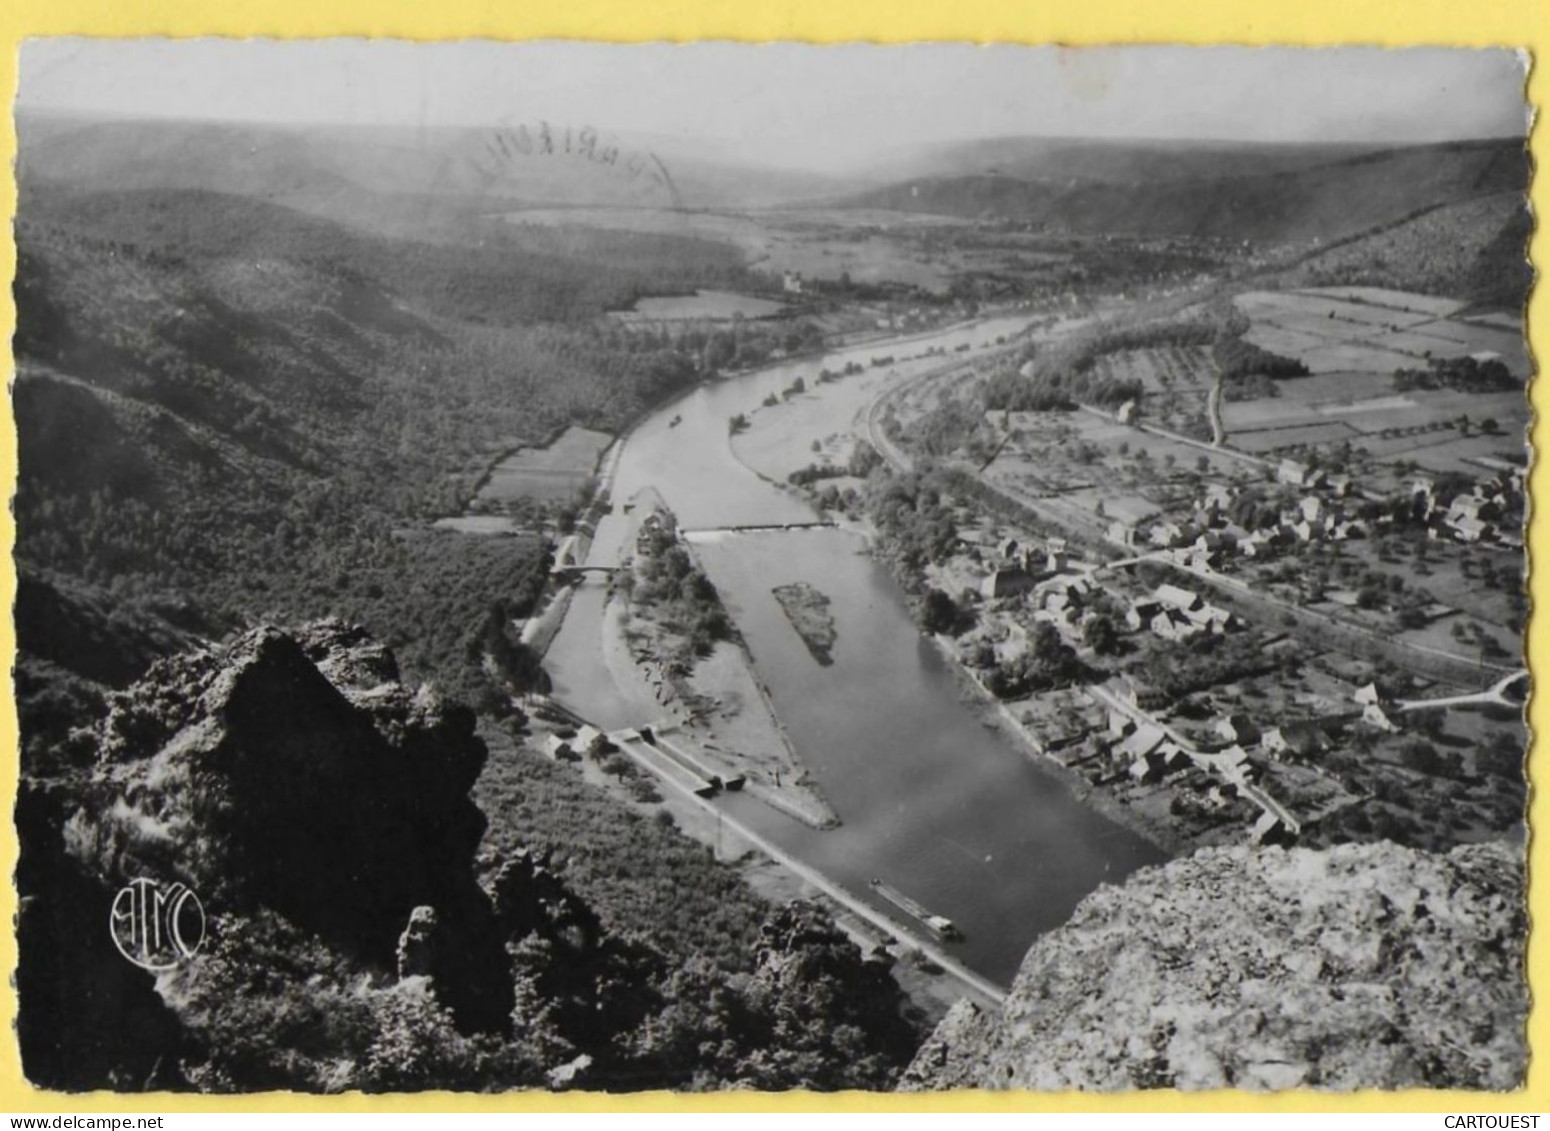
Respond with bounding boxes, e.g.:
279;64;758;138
109;878;205;971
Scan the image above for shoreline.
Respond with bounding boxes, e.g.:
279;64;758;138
598;728;1008;1015
607;497;840;830
922;632;1187;857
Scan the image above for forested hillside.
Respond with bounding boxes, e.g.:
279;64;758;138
839;139;1528;247
13;131;930;1092
1283;191;1532;309
12;180;754;731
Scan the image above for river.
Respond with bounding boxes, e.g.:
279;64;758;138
544;313;1166;986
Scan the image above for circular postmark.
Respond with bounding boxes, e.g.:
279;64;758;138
467;118;682;210
109;878;206;971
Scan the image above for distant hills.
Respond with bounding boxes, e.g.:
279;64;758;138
16;112;844;226
833;137;1529;245
22;114;1528;250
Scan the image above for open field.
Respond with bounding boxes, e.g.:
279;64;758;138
612;289;790;322
503;205;980;292
1233;288;1530;378
1294;286;1467;317
476;424;614;503
1216;348;1526;478
431;514;525;535
984;410;1253;493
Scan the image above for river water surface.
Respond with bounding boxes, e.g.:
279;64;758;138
545;315;1166;985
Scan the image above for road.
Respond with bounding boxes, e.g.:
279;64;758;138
1397;669;1529;712
1086;683;1301;836
1133;550;1521;680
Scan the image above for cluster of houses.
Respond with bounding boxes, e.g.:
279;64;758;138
1033;692;1287;837
1412;468;1524;548
977;535;1072;600
1104;458;1524;570
540;723;609;763
1125;582;1237;642
1106;466;1367;566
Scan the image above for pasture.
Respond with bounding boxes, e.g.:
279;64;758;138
504;205;977;293
476;425;614;503
613;289;789;322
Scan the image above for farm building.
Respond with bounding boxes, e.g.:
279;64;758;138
1214;714;1262;746
1126;598;1162;631
1107;519;1142;548
1045;537;1069;572
1129;743;1189;784
982;568;1039;600
1154;584;1203;613
541;734;579;762
1116;722;1168;763
1278;459;1317;487
1362;702;1400;733
1150;608;1204;642
1119;676;1171;712
1262;721;1331;760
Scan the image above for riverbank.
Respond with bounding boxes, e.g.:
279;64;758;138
590;728;1006;1019
926;634;1188;856
541;304;1168;985
608;498;839;829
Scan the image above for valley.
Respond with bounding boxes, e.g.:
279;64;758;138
10;83;1532;1096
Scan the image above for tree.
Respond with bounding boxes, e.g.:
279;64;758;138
1400;740;1444;776
1477;730;1524;779
920;588;961;636
1082;613;1122;656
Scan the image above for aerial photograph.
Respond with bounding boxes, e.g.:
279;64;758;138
10;41;1531;1093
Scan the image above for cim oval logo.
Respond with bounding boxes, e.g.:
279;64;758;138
109;878;206;971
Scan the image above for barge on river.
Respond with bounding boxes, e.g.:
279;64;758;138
868;878;963;942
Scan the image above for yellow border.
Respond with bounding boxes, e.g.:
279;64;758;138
0;0;1543;1113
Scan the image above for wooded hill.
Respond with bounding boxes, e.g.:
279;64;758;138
837;138;1528;247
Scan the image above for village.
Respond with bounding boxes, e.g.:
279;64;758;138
898;420;1527;855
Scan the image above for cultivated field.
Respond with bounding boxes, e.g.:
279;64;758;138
504;205;976;292
476;425;614;503
1217;288;1528;481
613;289;790;322
1233;287;1530;378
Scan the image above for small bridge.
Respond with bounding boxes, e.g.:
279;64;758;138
551;564;619;578
681;521;838;537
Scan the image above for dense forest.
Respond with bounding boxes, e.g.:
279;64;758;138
12;173;931;1091
12;187;763;715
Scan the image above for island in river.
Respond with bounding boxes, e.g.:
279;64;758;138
772;582;838;666
541;309;1167;987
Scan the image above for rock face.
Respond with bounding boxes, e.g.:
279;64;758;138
902;841;1527;1092
58;619;513;1032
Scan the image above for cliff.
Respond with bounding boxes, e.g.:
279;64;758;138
902;841;1526;1092
19;620;919;1092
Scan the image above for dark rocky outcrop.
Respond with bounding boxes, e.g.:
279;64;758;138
64;619;512;1033
902;841;1527;1093
20;621;551;1087
18;620;924;1092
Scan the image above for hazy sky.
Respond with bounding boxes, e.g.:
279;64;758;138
18;40;1529;170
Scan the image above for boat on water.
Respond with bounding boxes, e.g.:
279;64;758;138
868;878;964;942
